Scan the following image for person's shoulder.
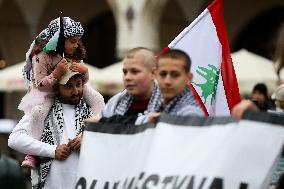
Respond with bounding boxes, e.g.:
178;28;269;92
0;154;26;189
178;104;205;116
105;91;126;108
102;91;127;117
0;154;21;174
0;154;17;164
33;51;48;57
267;110;284;117
32;51;52;62
107;90;127;104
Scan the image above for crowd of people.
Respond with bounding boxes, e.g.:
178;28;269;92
1;16;283;189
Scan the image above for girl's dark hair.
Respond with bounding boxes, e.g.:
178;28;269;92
276;172;284;189
158;49;191;72
69;39;86;61
31;37;86;60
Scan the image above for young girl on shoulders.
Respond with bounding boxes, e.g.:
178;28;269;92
19;17;105;168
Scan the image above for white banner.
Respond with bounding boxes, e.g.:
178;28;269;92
76;114;284;189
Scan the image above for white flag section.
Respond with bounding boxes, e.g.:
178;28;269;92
43;29;60;52
76;114;284;189
161;0;240;116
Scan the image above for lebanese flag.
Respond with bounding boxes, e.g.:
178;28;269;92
159;0;240;116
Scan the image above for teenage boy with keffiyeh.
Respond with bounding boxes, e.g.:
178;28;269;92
17;17;105;169
137;49;204;124
9;70;93;188
101;47;163;120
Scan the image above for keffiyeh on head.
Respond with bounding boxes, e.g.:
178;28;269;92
41;17;84;41
23;17;84;88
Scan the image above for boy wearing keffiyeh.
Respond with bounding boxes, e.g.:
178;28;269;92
139;49;204;124
101;47;162;120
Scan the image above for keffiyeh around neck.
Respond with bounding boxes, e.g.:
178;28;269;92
163;87;200;114
115;82;162;116
23;17;84;88
32;97;93;188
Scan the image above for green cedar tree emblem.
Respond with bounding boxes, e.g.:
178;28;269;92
193;64;220;104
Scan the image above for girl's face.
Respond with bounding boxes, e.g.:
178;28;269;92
64;36;81;55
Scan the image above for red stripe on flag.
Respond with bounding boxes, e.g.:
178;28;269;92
156;46;170;58
189;84;209;117
208;0;240;112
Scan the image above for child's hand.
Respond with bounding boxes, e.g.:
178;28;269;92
53;58;68;79
71;62;88;75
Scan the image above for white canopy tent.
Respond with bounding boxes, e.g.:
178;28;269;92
85;64;101;90
0;62;101;92
231;49;278;95
96;61;124;95
0;62;26;92
1;51;279;96
0;119;17;133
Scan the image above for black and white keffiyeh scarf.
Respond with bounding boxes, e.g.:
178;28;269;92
23;17;84;88
114;82;162;116
31;98;92;189
163;87;200;114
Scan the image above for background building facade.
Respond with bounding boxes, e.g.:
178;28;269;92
0;0;283;119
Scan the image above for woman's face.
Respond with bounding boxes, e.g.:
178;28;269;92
122;58;154;100
64;36;81;55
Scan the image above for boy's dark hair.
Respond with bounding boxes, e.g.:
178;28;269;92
32;37;86;60
276;172;284;189
252;83;268;98
158;49;191;72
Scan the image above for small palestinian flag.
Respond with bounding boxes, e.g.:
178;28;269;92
43;17;65;56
